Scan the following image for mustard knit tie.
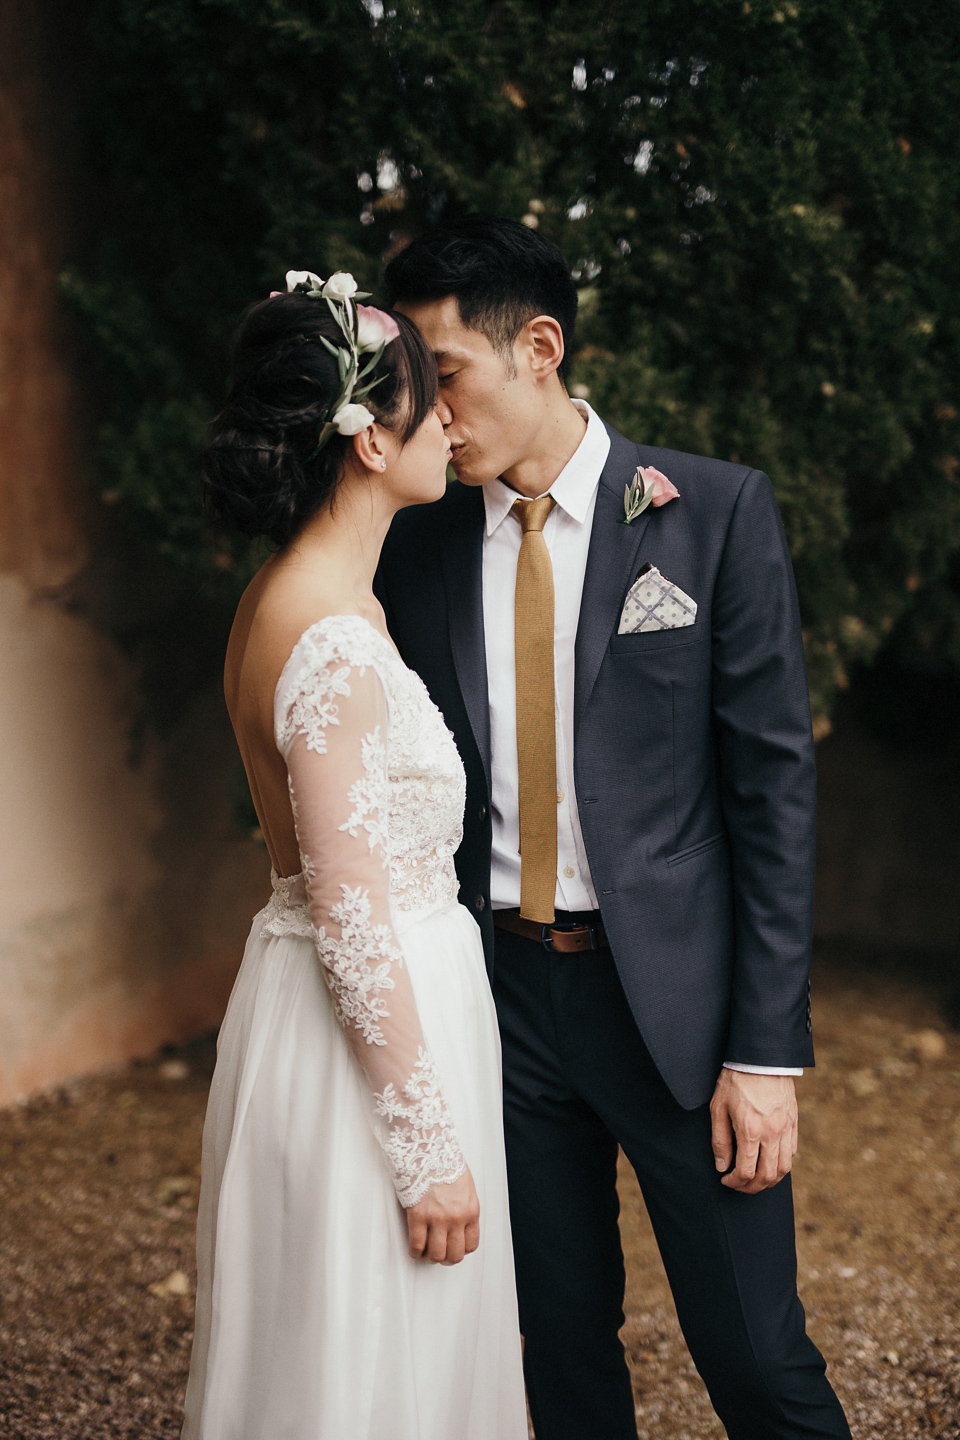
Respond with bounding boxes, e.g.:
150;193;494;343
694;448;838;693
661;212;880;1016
512;495;557;924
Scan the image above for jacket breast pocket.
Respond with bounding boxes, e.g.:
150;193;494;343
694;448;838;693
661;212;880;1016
609;626;706;655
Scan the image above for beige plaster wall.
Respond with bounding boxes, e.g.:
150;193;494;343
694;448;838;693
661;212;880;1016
0;575;268;1101
0;0;266;1104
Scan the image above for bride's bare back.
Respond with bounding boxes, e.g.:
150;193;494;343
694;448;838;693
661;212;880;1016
223;551;395;879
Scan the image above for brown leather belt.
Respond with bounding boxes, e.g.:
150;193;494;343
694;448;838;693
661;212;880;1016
493;908;610;953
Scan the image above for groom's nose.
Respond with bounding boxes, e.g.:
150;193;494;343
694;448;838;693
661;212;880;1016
434;395;454;426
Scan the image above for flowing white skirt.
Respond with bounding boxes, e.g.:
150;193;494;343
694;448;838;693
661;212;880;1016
181;899;527;1440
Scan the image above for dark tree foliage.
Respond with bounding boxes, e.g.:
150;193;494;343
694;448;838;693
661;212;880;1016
63;0;960;727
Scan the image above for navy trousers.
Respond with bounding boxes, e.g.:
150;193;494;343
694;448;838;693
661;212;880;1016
491;928;851;1440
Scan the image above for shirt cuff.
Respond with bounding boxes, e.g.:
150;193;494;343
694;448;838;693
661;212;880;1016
723;1062;804;1077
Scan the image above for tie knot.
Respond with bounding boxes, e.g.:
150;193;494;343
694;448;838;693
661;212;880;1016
512;495;555;534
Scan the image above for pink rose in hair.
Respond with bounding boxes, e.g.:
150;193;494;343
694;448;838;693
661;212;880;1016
356;305;401;354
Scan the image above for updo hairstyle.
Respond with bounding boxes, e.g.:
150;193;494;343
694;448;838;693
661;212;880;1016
203;294;438;548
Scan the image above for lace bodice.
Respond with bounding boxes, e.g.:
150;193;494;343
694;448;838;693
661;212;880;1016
265;614;467;1206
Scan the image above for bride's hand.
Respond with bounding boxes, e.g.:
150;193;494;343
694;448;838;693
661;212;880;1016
406;1167;480;1266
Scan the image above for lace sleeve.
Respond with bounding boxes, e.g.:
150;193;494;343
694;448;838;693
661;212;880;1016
276;628;466;1207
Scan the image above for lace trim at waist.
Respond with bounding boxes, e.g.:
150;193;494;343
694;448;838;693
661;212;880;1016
259;899;314;940
258;870;460;942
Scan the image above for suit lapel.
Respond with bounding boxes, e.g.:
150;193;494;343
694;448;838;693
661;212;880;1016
440;486;492;796
574;426;651;730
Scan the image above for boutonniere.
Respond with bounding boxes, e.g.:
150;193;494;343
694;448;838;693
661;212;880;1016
623;465;680;524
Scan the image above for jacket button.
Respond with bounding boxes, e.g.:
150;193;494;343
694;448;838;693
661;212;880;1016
474;894;486;912
478;804;487;822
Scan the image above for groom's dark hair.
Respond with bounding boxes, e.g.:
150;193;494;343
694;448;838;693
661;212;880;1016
384;214;578;381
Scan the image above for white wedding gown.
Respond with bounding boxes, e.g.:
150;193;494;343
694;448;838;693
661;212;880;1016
182;615;527;1440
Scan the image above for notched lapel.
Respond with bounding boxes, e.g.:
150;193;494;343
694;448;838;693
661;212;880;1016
440;488;492;794
575;429;652;730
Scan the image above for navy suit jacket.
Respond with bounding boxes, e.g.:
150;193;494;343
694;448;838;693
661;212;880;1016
376;422;816;1109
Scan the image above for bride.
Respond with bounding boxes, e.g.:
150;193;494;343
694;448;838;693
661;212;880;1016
181;271;527;1440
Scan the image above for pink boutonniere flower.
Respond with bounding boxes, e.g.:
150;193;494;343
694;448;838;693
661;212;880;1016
623;465;680;524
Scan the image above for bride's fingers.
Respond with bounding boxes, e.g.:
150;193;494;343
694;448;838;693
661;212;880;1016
442;1226;467;1266
406;1211;428;1260
464;1217;480;1255
427;1222;450;1264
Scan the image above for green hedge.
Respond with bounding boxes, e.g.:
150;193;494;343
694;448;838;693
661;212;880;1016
63;0;960;729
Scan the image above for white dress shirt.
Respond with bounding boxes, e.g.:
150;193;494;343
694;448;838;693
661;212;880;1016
480;400;801;1078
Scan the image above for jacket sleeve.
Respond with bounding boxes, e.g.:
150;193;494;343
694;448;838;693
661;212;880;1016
711;469;816;1068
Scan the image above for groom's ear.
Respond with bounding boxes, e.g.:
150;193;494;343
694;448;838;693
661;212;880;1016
518;315;565;383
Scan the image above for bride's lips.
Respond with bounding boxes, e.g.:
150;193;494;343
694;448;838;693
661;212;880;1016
448;442;465;464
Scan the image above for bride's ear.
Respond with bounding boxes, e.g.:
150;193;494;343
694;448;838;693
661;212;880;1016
352;424;389;474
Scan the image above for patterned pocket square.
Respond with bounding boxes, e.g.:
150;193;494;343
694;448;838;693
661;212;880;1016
617;565;698;634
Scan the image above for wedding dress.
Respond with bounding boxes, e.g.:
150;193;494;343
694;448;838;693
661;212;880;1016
181;614;527;1440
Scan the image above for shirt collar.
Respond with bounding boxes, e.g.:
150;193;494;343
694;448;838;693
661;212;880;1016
482;400;611;537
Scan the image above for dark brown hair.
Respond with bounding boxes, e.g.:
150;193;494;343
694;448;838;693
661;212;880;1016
384;214;579;379
203;294;437;547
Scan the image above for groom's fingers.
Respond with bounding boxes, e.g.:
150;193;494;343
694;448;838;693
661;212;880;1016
754;1135;781;1190
710;1100;735;1173
722;1134;760;1190
729;1134;796;1193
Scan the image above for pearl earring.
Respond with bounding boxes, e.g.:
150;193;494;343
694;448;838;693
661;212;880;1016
380;460;386;470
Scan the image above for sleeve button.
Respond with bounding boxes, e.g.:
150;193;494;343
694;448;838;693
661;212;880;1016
474;894;486;912
478;804;487;822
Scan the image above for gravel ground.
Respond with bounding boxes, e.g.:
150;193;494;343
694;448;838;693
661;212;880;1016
1;951;958;1439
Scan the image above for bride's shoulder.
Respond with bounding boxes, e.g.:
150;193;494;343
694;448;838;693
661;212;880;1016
279;613;388;679
272;615;395;753
227;571;381;710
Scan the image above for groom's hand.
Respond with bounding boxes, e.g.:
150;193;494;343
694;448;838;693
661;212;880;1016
406;1166;481;1265
710;1071;799;1193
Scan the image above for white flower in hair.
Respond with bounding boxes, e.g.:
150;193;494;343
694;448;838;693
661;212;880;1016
322;272;359;300
276;266;398;454
285;269;323;292
334;403;377;435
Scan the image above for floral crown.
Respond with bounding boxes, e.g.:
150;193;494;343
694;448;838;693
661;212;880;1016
271;269;401;453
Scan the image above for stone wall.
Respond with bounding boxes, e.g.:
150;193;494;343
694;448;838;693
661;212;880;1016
0;0;267;1104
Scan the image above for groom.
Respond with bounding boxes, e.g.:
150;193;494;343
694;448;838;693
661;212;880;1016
377;215;849;1440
